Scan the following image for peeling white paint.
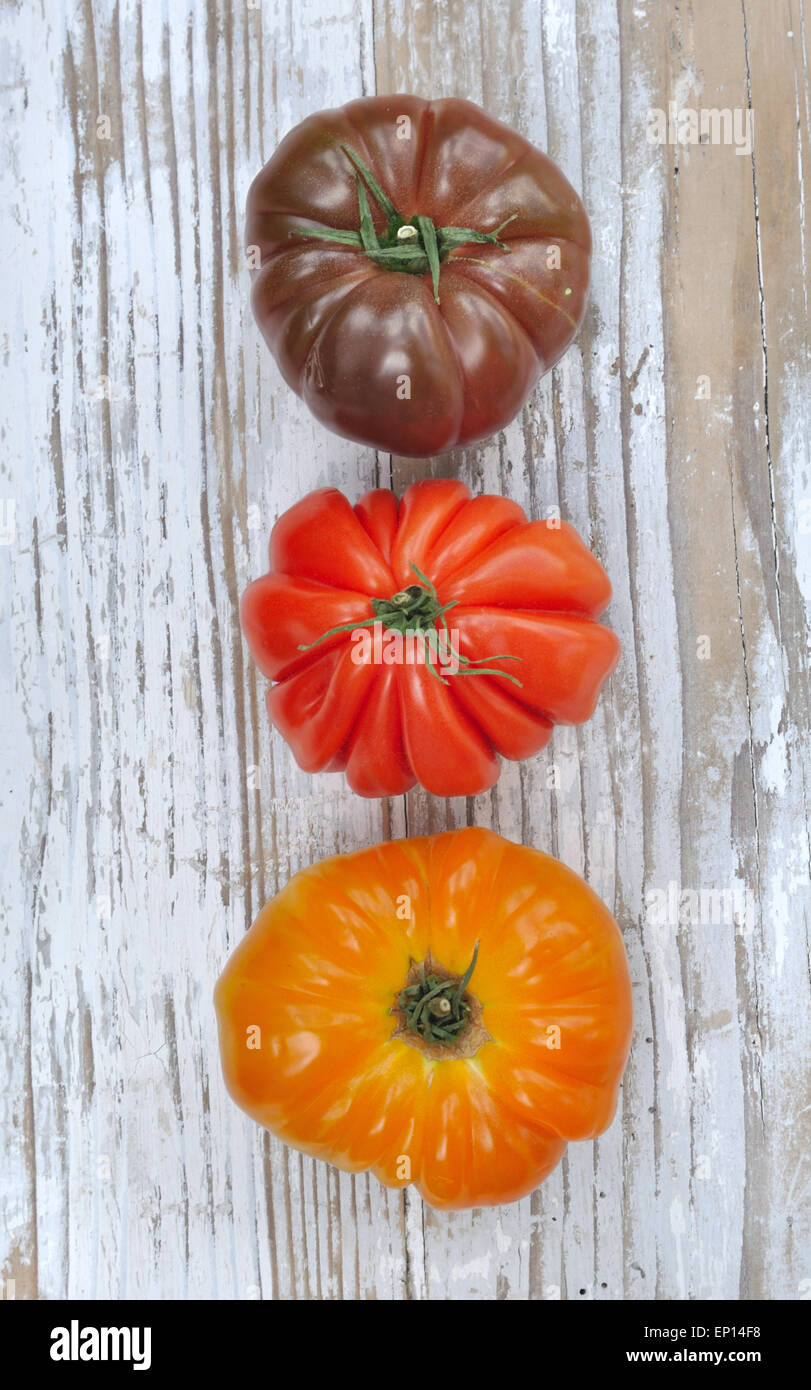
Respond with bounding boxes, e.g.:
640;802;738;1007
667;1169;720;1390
1;0;808;1303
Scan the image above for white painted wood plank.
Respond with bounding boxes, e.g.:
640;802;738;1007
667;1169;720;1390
1;0;808;1302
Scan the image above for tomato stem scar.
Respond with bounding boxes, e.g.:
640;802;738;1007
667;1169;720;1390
395;941;482;1047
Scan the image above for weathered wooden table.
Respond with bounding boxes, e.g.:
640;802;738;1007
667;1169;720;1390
2;0;809;1300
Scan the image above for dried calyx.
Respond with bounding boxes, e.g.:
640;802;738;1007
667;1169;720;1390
391;943;492;1060
288;145;517;303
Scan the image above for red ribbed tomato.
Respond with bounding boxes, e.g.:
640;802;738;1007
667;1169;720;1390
246;95;591;455
241;479;619;797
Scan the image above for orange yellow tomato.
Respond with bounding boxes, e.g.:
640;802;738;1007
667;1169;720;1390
215;828;632;1210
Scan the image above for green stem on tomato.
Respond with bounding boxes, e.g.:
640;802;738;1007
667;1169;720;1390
295;563;523;689
287;146;516;303
396;941;481;1045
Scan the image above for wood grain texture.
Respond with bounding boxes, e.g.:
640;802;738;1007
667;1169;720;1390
1;0;808;1300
